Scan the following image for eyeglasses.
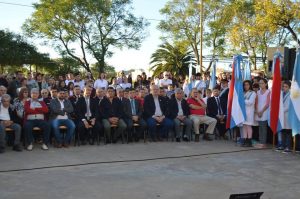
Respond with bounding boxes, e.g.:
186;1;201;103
2;100;10;103
41;93;48;94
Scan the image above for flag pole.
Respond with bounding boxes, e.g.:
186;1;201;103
273;134;276;148
293;136;296;153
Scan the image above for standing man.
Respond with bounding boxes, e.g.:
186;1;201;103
49;89;76;148
169;88;192;142
159;71;172;89
143;85;173;141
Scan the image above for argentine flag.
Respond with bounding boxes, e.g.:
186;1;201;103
226;55;246;129
289;49;300;135
268;52;284;134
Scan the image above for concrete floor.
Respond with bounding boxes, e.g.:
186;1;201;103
0;140;300;199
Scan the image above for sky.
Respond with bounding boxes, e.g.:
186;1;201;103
0;0;168;72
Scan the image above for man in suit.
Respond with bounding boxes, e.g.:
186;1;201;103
75;86;102;145
100;87;127;143
94;88;105;105
169;88;192;142
0;94;22;153
206;86;227;139
116;88;132;132
128;89;147;141
144;85;173;141
219;79;229;106
49;88;76;148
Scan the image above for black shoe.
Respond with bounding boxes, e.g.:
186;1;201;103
81;140;87;145
203;134;213;141
176;138;181;142
0;148;5;153
183;137;189;142
13;144;22;152
89;139;94;145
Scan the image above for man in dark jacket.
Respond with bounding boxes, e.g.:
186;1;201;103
0;94;22;152
75;86;102;145
206;87;227;139
144;85;173;141
169;88;192;142
100;87;127;143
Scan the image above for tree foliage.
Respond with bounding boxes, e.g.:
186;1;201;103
0;29;51;68
150;42;191;77
23;0;149;77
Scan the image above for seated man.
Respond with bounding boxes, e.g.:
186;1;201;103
169;88;192;142
75;86;102;145
187;88;217;142
206;86;227;139
49;89;76;148
117;88;132;133
100;87;127;143
94;88;105;105
128;89;147;141
144;85;173;141
0;94;22;153
24;88;50;151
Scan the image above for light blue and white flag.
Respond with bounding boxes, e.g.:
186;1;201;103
226;55;247;129
289;48;300;135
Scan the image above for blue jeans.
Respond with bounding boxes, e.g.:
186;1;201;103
51;119;75;144
146;117;174;139
278;129;292;149
24;119;50;145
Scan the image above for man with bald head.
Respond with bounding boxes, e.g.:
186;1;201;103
143;85;173;141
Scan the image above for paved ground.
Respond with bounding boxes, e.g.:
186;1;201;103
0;140;300;199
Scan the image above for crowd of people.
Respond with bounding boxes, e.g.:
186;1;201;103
0;70;299;154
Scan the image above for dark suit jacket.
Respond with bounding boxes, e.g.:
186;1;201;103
220;87;229;107
49;98;74;120
75;97;99;121
168;97;190;119
143;94;168;119
128;98;143;118
99;97;124;119
69;95;81;108
120;98;132;119
206;96;227;119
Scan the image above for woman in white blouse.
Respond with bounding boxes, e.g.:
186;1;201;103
255;78;270;148
94;72;108;90
242;80;256;147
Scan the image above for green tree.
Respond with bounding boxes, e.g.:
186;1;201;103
150;42;191;77
0;29;52;72
23;0;149;77
159;0;231;72
255;0;300;45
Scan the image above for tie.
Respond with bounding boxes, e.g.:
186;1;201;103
216;97;223;115
86;98;91;117
131;99;136;115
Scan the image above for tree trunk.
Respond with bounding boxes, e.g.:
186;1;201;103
286;25;300;45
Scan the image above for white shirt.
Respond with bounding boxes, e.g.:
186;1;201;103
153;96;163;116
94;79;108;90
59;99;65;109
120;83;132;89
159;78;172;88
65;79;74;86
74;80;85;90
177;99;184;116
0;104;10;121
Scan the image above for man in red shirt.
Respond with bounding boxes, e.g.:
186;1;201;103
187;88;217;142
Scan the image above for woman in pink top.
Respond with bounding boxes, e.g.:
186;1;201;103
255;79;270;148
